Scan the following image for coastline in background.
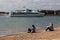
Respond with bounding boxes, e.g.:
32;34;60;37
0;10;60;16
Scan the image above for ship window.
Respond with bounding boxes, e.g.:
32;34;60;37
12;12;38;15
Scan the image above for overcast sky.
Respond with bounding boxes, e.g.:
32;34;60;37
0;0;60;11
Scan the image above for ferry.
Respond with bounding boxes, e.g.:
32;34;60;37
9;9;45;17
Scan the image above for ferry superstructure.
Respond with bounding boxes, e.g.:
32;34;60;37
9;9;45;17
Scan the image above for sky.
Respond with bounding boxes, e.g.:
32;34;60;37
0;0;60;11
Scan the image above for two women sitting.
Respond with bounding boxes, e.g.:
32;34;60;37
28;23;54;33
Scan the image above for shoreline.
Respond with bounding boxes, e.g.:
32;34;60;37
0;27;60;40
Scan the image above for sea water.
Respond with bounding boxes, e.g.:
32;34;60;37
0;16;60;35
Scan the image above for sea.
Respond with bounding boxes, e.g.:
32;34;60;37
0;16;60;35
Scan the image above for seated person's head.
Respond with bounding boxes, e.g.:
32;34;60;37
32;25;35;27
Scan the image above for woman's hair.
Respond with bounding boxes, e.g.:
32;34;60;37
32;25;35;27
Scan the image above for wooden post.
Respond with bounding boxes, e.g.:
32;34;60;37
46;10;48;14
54;10;56;15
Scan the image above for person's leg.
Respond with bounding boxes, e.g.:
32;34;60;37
32;29;36;33
49;28;54;31
46;27;54;31
32;30;36;33
46;27;49;31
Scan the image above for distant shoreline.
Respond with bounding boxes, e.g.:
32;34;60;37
1;10;60;16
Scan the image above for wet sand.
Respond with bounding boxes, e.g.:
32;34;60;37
0;27;60;40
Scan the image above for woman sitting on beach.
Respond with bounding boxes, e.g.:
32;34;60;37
32;25;36;33
28;24;36;33
46;23;54;31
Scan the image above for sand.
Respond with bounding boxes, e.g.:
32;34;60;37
0;27;60;40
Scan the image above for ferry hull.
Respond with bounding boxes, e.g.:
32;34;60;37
11;14;45;17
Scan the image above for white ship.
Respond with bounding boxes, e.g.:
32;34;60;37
9;9;45;17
